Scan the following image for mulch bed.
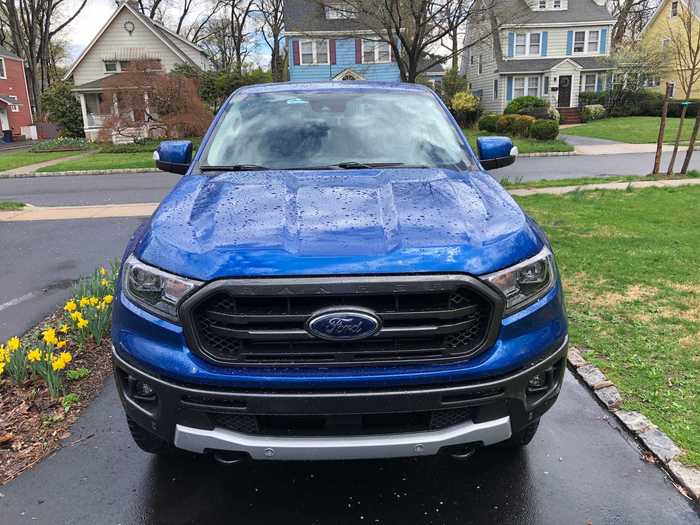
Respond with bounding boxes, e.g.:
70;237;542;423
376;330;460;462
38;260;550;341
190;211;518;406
0;310;113;485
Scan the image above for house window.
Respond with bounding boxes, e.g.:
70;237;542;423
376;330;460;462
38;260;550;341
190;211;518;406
662;38;671;49
325;2;356;19
515;32;541;56
527;76;539;96
104;61;118;73
514;77;526;98
10;104;19;112
573;32;586;53
478;55;483;74
553;0;561;7
470;54;474;65
0;58;5;79
538;0;546;8
493;79;498;101
300;39;329;65
671;1;678;16
582;73;597;92
587;31;599;53
669;81;676;98
362;40;391;63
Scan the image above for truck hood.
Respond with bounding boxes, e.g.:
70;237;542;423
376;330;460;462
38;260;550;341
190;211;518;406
136;168;542;281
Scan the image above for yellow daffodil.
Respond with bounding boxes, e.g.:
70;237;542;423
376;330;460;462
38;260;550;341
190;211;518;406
42;327;58;345
52;357;67;371
77;318;89;329
0;345;8;363
59;352;72;363
0;362;5;375
7;336;20;352
70;312;83;321
27;348;42;362
79;297;90;308
99;266;107;276
59;324;70;334
56;340;67;349
64;300;77;312
101;279;109;287
103;295;113;305
89;297;99;306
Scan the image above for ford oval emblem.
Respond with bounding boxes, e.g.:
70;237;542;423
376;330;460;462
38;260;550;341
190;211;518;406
306;308;381;341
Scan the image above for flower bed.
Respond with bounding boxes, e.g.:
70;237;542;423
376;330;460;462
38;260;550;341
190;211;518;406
0;265;118;484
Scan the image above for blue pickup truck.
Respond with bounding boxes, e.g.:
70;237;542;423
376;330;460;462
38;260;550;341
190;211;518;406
112;82;568;463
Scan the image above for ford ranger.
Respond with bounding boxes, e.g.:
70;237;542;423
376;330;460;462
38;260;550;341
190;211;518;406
112;82;568;463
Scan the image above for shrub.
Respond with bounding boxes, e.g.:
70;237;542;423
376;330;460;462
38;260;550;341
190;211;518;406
496;114;518;134
30;137;91;153
504;96;546;114
579;91;606;107
440;68;469;107
39;81;85;138
511;115;536;137
518;105;560;122
530;119;559;140
478;113;499;132
581;104;607;122
451;90;481;125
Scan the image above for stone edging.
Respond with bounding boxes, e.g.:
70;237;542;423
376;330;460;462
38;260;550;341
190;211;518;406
0;168;160;179
519;151;576;157
568;347;699;501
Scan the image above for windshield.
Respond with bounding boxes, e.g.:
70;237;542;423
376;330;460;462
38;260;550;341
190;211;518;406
201;89;475;171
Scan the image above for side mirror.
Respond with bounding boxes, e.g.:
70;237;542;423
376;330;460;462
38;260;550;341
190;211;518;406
154;140;193;175
476;136;518;171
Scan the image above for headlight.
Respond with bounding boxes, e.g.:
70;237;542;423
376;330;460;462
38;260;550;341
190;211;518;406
122;254;202;322
481;247;557;315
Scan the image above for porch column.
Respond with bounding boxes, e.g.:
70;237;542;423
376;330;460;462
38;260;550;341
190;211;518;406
78;93;88;130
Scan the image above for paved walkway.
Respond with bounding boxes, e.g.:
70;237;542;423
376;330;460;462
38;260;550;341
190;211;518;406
2;152;93;175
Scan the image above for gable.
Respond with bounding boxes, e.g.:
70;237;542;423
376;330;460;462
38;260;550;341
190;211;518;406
641;0;698;38
65;4;196;85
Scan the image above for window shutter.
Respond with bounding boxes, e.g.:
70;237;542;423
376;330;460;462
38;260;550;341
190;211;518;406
330;39;336;65
541;31;548;56
506;76;513;101
596;75;603;92
293;40;300;65
355;38;362;63
600;28;608;54
507;32;515;58
566;31;573;55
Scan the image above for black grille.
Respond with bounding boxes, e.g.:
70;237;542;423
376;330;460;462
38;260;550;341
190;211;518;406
181;275;502;367
210;408;473;437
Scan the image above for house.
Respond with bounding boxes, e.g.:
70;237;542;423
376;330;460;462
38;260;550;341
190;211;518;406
0;45;33;141
461;0;616;122
283;0;401;82
640;0;699;99
63;1;210;141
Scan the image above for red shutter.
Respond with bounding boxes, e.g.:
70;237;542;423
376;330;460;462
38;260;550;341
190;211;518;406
355;38;362;63
293;40;300;65
329;39;336;65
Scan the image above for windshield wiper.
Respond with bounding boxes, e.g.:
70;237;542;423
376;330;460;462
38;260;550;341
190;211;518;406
329;162;406;169
200;164;269;172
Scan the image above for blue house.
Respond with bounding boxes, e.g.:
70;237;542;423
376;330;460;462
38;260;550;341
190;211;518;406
284;0;401;82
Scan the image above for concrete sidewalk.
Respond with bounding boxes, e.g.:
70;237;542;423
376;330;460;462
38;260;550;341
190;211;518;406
560;133;699;156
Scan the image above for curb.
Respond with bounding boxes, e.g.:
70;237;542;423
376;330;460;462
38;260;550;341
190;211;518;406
567;347;699;501
0;168;160;179
519;151;576;158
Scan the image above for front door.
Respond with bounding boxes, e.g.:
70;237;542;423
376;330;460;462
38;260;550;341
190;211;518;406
558;76;572;107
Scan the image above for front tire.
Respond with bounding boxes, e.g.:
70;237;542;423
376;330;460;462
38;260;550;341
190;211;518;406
500;418;540;448
127;417;174;454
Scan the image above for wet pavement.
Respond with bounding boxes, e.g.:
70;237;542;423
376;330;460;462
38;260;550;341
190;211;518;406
1;373;698;524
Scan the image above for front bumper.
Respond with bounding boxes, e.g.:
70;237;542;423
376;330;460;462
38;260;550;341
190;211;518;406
113;335;567;460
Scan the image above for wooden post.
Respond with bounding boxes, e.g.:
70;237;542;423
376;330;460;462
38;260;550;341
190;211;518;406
654;83;671;175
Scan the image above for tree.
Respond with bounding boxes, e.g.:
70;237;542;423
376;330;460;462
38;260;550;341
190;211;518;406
39;81;83;137
439;67;468;107
610;0;656;47
255;0;285;81
0;0;88;115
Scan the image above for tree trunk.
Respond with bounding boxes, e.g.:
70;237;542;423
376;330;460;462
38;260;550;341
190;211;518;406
654;84;670;174
666;103;688;176
681;112;700;174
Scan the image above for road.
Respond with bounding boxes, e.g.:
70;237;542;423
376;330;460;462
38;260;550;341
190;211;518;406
0;167;698;524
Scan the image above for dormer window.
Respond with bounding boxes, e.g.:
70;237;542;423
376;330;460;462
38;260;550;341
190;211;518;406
325;2;356;19
538;0;546;8
553;0;561;8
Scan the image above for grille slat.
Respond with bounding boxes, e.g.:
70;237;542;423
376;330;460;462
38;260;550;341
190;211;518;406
181;275;501;367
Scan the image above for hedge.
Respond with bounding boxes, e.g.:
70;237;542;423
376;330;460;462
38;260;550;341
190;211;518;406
530;119;559;140
504;96;547;115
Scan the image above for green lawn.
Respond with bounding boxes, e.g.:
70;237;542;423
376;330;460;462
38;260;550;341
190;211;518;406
0;150;80;172
518;187;700;466
501;171;700;189
463;129;574;154
0;201;25;210
563;116;694;144
37;152;156;172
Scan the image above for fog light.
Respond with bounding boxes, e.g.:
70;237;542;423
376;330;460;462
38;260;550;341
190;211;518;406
527;371;548;393
134;380;155;399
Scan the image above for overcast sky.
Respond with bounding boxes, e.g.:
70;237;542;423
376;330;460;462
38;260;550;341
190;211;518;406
64;0;114;55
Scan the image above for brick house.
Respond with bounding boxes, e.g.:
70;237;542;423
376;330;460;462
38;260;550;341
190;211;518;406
0;45;33;139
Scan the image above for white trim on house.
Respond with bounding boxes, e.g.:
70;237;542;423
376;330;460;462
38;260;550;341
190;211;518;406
361;39;391;64
0;57;6;79
332;68;364;80
500;20;615;28
63;2;195;81
285;30;378;36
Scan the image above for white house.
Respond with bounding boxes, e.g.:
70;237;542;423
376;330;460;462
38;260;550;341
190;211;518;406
461;0;616;122
63;1;210;141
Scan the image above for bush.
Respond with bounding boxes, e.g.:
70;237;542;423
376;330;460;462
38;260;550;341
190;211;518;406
39;81;84;138
518;105;560;122
496;114;518;134
450;90;480;126
579;91;607;107
581;104;607;122
478;113;499;132
440;68;469;107
30;137;91;152
511;115;536;137
504;96;546;114
530;119;559;140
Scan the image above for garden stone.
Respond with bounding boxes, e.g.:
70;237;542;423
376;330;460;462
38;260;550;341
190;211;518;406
577;363;607;388
567;347;586;368
595;386;622;409
639;428;682;463
667;461;700;500
615;411;652;434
